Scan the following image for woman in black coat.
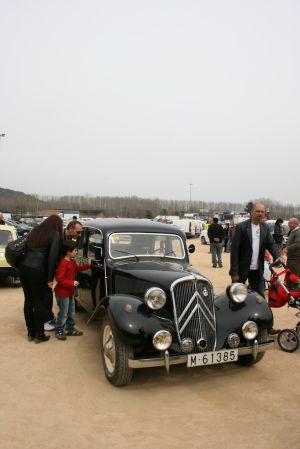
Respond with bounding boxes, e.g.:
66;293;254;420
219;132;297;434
19;215;63;343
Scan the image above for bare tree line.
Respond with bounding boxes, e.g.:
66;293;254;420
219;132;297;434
1;188;299;219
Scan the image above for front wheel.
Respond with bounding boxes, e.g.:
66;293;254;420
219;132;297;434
237;329;267;366
277;329;299;353
100;316;133;386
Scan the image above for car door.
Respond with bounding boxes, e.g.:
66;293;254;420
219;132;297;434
77;227;105;312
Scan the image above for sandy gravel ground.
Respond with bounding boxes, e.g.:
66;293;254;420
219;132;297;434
1;240;300;449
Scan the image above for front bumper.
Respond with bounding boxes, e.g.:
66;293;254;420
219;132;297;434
128;340;274;370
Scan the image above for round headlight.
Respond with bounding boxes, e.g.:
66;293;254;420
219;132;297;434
144;287;166;310
242;321;258;340
229;283;248;303
153;330;172;350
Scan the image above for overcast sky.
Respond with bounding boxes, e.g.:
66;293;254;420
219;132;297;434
1;0;299;204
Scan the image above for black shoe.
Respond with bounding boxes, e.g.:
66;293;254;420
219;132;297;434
34;335;50;344
219;264;223;268
213;265;217;268
65;328;83;336
55;330;67;341
27;335;34;341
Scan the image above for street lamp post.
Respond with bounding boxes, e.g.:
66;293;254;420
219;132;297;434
189;184;193;212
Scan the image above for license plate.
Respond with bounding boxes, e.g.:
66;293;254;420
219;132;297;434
187;349;238;367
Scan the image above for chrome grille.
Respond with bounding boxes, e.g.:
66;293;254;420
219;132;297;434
171;276;216;352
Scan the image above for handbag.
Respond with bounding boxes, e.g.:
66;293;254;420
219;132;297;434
5;234;28;268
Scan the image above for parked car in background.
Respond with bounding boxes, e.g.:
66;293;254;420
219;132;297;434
5;219;32;237
75;218;274;386
0;225;20;286
200;229;210;245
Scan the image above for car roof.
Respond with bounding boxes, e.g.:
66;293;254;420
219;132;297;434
82;218;186;238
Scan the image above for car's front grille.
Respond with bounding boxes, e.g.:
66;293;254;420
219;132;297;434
171;276;216;353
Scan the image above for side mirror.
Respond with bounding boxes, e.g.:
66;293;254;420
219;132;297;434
88;243;103;261
188;244;195;254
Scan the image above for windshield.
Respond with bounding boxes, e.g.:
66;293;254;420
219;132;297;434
109;233;185;259
0;230;13;246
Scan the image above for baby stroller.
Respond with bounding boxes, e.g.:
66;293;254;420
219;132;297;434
267;262;300;352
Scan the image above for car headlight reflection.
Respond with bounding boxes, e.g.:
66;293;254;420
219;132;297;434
153;330;172;350
242;321;258;340
144;287;166;310
229;283;248;304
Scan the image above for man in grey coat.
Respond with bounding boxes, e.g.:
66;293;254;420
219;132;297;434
229;203;282;297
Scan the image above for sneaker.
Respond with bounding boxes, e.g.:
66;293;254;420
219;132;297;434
44;321;55;331
55;330;67;341
65;328;83;336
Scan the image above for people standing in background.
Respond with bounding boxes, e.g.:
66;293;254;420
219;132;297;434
223;223;230;253
208;217;224;268
0;212;6;224
18;215;63;343
227;222;235;253
273;218;284;251
285;218;300;283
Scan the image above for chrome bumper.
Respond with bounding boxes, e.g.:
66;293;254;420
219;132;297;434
128;340;275;370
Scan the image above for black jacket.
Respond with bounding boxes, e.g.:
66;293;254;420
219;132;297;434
207;223;224;243
229;219;280;279
20;230;61;281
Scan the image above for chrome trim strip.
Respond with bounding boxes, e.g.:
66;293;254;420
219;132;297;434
128;341;275;369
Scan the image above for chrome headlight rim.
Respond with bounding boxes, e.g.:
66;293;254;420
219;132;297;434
144;287;166;310
229;283;248;304
152;330;172;351
242;321;258;340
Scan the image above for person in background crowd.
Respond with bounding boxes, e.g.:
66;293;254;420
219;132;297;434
227;222;235;253
44;219;83;331
18;215;63;343
54;240;90;341
273;218;284;251
208;217;224;268
0;212;6;224
229;203;283;335
223;223;230;253
72;215;77;220
285;218;300;285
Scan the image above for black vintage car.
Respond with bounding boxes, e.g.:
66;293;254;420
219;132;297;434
76;218;274;386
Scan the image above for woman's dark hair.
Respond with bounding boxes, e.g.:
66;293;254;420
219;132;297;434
60;239;77;257
275;218;283;226
27;215;63;248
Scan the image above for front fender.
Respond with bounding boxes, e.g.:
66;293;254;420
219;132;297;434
105;294;176;346
214;291;273;349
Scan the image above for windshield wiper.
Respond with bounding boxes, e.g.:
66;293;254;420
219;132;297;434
113;250;139;261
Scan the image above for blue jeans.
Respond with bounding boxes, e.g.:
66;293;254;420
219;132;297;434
55;295;76;331
211;242;223;267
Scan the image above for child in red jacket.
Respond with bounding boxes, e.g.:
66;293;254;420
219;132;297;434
54;240;90;341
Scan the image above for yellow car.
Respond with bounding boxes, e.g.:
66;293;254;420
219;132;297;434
0;224;20;286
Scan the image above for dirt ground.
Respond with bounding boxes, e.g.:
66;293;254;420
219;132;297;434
1;240;300;449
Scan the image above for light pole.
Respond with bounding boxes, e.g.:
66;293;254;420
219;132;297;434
189;184;193;212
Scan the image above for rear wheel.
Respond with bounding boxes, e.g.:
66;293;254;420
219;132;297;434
237;329;267;366
295;322;300;337
277;329;299;353
100;316;133;386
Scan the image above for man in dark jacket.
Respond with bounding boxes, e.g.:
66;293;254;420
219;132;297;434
208;217;224;268
230;203;282;297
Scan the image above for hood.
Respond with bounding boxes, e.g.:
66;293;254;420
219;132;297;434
112;259;202;294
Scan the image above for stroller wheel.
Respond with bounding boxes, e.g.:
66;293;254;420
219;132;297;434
277;329;299;353
295;322;300;337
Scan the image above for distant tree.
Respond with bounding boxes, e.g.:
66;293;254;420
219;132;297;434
145;210;153;219
245;201;254;214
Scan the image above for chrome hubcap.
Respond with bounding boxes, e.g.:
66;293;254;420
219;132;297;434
103;325;116;374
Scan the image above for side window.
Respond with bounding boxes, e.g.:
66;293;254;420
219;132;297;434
88;229;103;259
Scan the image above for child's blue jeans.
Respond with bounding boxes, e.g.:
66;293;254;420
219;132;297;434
55;295;76;331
